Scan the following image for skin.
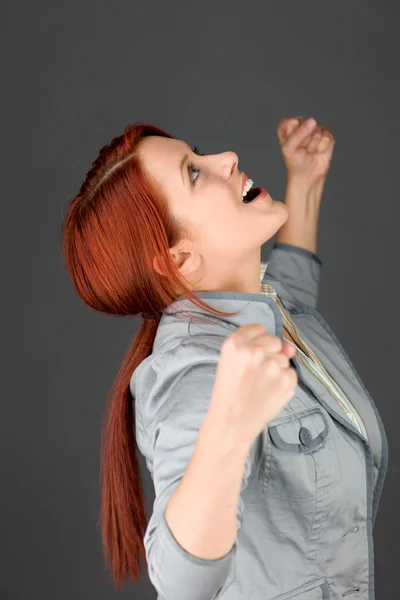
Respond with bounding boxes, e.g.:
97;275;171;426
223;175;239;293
276;117;335;254
138;117;335;296
139;136;289;295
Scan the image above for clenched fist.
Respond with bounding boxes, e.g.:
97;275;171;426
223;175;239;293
277;116;335;185
208;323;298;447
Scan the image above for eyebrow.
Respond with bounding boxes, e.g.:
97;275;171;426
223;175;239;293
180;152;189;186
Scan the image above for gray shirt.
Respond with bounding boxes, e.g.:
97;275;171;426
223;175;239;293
130;242;388;600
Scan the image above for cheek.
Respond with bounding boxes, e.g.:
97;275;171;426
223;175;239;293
202;198;241;231
190;187;243;242
207;187;241;216
201;206;244;251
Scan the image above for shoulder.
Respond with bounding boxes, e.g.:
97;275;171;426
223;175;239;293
131;335;224;439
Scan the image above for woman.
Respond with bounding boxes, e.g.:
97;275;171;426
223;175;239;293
62;117;388;600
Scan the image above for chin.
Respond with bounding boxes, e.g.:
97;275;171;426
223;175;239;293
279;201;290;217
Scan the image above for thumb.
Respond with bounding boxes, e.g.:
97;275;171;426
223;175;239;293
284;118;317;151
282;342;297;357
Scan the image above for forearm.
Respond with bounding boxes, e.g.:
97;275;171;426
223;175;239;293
275;177;324;255
164;408;251;561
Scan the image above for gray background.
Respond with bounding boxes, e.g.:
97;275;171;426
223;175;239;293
1;0;399;598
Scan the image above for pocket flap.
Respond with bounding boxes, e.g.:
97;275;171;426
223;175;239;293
268;407;329;453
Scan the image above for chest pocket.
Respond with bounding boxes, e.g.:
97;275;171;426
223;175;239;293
262;406;338;501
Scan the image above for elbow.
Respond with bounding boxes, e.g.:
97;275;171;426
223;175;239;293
145;515;236;600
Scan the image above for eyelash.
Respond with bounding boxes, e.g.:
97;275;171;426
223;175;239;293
189;145;205;185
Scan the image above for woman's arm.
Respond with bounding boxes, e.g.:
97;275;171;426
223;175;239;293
275;116;335;254
275;177;324;254
137;340;256;600
165;407;251;561
264;176;323;310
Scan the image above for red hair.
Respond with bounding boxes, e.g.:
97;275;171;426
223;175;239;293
61;121;240;587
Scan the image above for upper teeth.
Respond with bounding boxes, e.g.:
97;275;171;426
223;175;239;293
242;178;254;198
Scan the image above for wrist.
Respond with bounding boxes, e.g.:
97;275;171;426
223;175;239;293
285;175;325;204
202;403;253;457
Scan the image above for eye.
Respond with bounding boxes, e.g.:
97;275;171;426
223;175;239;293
188;145;204;185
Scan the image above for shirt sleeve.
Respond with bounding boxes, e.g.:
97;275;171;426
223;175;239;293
133;337;256;600
263;242;323;310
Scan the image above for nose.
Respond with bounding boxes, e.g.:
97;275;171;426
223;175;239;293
222;151;238;177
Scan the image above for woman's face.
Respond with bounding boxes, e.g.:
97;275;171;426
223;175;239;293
139;135;289;294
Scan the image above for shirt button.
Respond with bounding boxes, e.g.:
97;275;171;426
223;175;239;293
299;427;312;446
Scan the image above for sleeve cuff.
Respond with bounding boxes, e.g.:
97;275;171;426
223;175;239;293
272;242;322;266
145;509;235;600
160;507;236;566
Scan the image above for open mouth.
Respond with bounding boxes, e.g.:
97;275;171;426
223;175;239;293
242;187;263;203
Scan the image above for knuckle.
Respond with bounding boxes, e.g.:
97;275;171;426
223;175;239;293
266;336;282;353
264;357;279;375
250;346;266;364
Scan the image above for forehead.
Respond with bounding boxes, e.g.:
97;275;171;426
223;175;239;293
139;136;188;190
140;136;187;166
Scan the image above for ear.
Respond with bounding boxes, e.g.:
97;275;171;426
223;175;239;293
153;247;200;280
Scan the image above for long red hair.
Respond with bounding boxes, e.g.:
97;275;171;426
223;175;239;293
61;121;240;587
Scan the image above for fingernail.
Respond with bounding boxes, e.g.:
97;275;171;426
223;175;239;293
306;118;316;128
